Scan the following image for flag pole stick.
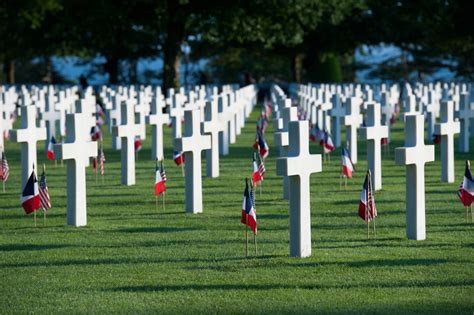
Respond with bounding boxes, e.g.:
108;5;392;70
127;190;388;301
155;196;158;212
373;216;376;239
259;181;262;197
44;210;46;226
181;162;185;177
34;210;37;227
55;159;57;168
345;176;347;189
163;192;165;212
245;215;249;257
254;233;257;256
2;180;5;193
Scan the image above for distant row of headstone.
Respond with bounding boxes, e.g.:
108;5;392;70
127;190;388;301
270;82;473;257
0;84;257;226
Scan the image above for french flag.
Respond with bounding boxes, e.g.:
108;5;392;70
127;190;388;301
134;136;142;152
173;151;185;166
432;134;441;145
458;161;474;207
47;136;56;160
253;131;269;159
21;171;41;214
310;124;323;143
240;179;257;234
358;172;377;222
154;160;166;196
320;130;335;154
252;154;263;185
341;148;355;178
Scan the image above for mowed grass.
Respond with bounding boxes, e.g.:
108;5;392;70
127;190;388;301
0;105;473;314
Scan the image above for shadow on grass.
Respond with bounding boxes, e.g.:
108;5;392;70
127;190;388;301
113;226;200;233
0;244;70;251
110;278;474;292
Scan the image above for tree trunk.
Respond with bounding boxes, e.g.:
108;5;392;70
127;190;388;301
291;53;303;83
4;60;15;84
105;55;119;84
162;0;187;92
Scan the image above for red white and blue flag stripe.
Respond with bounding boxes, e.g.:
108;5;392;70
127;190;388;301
47;136;56;160
154;159;166;196
358;171;377;222
252;153;265;186
320;130;335;154
253;131;269;159
173;151;185;166
458;161;474;207
241;179;257;234
134;136;142;152
341;148;355;178
39;167;51;211
21;170;41;214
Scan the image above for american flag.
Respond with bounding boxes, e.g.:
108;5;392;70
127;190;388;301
0;151;9;182
99;145;105;176
160;160;167;182
39;167;51;211
358;171;377;222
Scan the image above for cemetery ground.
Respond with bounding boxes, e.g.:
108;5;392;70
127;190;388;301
1;108;473;314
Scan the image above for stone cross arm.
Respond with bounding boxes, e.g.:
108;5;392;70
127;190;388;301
10;128;46;143
395;115;435;166
54;142;97;163
175;133;211;153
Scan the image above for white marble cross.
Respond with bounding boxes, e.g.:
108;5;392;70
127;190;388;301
40;96;61;145
276;120;322;258
203;98;222;178
458;93;474;153
9;105;47;187
395;114;434;240
275;105;298;200
402;94;419;121
218;94;230;156
425;91;440;140
75;99;96;131
330;94;345;148
434;101;460;183
54;113;97;227
343;97;363;164
106;95;122;150
146;96;169;161
360;103;388;191
112;102;144;186
169;93;185;141
175;109;211;214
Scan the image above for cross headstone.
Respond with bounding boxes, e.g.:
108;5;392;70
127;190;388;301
360;103;388;191
276;120;322;258
169;93;185;141
434;101;460;183
203;98;222;178
395;114;435;240
146;96;169;161
9;105;47;187
54;113;97;226
106;95;122;150
218;94;230;156
458;93;474;153
343;97;363;164
40;96;61;147
275;105;298;200
402;94;419;121
174;109;211;213
329;94;344;148
112;102;144;185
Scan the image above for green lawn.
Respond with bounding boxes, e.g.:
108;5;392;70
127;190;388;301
1;106;473;314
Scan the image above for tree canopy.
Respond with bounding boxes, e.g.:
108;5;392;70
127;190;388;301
0;0;472;87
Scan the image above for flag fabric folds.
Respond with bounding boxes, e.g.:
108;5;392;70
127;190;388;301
160;160;167;182
21;170;41;214
134;136;142;152
253;131;269;159
90;125;102;141
358;171;377;222
252;153;265;186
341;148;355;178
240;179;257;234
320;130;335;154
173;151;185;166
47;136;56;160
310;124;324;143
0;151;9;182
154;159;166;196
99;145;105;176
39;167;51;211
458;161;474;207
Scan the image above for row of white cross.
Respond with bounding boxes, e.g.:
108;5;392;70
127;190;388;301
1;84;257;227
270;82;473;257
